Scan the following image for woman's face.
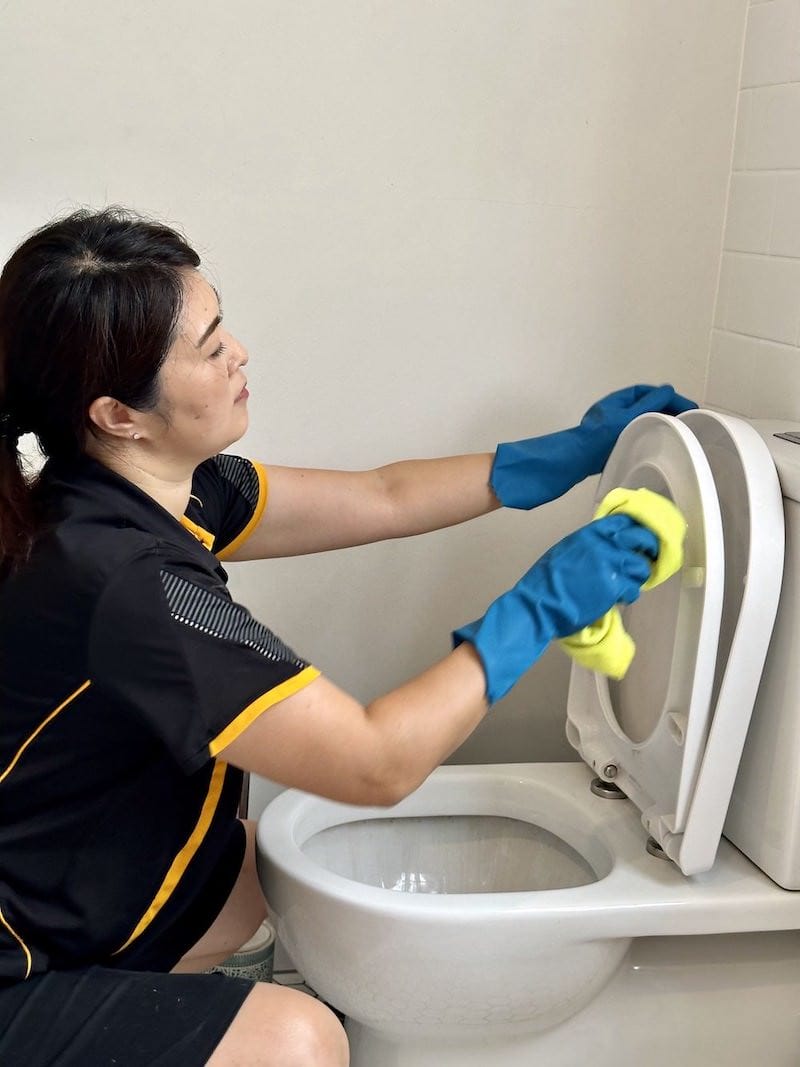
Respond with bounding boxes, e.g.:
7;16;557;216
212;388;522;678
147;270;250;466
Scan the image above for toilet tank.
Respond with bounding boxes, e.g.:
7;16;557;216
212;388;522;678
723;419;800;889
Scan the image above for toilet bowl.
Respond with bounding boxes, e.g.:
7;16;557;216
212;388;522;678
259;763;800;1064
257;413;800;1065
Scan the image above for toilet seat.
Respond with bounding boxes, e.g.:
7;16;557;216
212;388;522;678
566;411;784;875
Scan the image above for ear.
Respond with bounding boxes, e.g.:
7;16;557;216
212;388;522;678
87;396;143;440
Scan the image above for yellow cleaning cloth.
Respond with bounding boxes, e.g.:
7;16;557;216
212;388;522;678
557;487;687;679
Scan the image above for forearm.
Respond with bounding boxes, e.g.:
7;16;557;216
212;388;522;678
378;453;500;538
362;642;489;803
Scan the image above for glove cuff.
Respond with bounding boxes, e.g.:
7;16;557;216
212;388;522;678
453;596;551;705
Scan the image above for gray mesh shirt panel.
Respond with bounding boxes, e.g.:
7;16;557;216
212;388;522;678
213;455;261;513
159;569;306;668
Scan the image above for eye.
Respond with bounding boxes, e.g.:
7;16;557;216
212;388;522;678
209;342;227;360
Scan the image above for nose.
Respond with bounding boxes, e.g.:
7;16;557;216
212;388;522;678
225;331;249;372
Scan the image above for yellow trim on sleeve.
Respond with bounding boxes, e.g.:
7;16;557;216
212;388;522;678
0;680;91;786
112;760;228;956
216;461;269;561
0;905;32;980
208;665;321;757
180;515;216;552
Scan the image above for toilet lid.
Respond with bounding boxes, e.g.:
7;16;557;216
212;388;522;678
565;411;784;875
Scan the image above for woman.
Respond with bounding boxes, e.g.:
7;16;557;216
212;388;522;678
0;208;694;1065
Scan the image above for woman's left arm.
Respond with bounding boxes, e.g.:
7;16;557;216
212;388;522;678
223;383;697;561
223;453;500;560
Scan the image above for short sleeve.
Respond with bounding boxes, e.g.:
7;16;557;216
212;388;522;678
187;454;268;559
88;549;320;774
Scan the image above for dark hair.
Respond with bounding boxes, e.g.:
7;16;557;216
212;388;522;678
0;206;201;576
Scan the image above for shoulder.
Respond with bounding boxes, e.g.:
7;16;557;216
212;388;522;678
92;540;225;620
187;455;268;559
191;455;265;511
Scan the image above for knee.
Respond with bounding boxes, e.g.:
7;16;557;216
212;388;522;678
208;983;349;1067
285;995;349;1067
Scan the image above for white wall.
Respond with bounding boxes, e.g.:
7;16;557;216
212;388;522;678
1;3;747;810
706;0;800;417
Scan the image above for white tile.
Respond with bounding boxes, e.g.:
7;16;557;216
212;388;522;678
704;330;759;415
733;90;753;172
741;0;800;88
724;172;777;251
726;252;800;343
770;172;800;256
713;252;736;328
748;339;800;417
747;84;800;170
741;2;778;87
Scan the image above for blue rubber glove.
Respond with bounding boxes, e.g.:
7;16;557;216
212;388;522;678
491;384;697;509
453;514;659;704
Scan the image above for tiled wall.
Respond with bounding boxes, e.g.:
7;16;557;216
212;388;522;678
707;0;800;419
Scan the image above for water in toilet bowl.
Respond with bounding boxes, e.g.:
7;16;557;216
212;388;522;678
303;814;598;893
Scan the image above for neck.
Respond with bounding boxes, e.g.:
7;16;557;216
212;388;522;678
87;442;195;521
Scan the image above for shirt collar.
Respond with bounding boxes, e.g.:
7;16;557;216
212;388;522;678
40;454;220;566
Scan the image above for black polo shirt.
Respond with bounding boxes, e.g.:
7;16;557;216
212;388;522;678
0;454;319;982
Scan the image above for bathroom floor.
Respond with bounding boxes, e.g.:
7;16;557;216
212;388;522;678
272;968;346;1024
271;967;319;999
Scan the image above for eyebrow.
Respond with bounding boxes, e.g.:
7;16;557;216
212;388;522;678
194;288;223;348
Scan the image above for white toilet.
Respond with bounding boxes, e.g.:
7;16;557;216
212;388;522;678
257;411;800;1066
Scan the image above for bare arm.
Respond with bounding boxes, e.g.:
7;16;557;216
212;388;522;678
218;643;488;806
224;453;500;560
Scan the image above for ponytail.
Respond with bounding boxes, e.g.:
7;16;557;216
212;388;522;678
0;429;35;578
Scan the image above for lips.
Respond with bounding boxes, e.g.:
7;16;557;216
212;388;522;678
236;382;249;402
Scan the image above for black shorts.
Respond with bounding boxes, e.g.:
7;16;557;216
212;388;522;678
0;966;253;1066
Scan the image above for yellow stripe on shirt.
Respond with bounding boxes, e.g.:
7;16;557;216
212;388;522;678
208;665;321;757
0;680;91;786
216;462;268;561
112;760;228;956
0;904;32;980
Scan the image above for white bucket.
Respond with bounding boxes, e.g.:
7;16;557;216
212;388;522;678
212;920;275;983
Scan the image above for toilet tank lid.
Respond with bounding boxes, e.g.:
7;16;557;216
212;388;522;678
751;419;800;502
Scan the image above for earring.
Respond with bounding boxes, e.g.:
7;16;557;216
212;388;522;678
131;432;141;440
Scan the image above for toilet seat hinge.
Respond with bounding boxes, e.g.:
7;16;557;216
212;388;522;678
590;776;628;800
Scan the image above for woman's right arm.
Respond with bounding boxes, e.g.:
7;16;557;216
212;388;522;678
218;643;488;807
219;513;659;806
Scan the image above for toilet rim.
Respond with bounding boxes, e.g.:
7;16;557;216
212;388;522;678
259;765;624;912
268;766;618;869
256;764;800;935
